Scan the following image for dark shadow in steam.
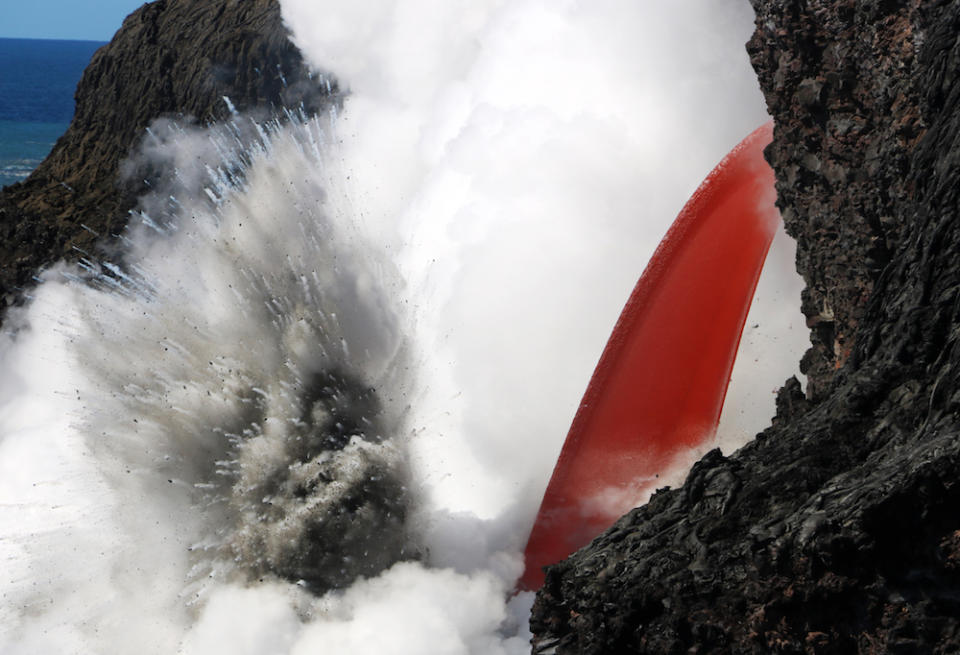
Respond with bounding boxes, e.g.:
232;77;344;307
228;367;417;594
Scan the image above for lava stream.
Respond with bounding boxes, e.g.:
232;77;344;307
521;122;778;590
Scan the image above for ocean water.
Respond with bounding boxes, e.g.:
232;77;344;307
0;38;104;188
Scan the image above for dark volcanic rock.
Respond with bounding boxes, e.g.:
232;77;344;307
0;0;332;316
531;1;960;653
753;0;928;403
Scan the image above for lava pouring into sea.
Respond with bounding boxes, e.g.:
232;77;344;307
520;122;779;590
0;2;807;653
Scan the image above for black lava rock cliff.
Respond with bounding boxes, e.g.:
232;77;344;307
0;0;330;315
531;1;960;653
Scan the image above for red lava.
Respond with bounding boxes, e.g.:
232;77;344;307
520;122;778;591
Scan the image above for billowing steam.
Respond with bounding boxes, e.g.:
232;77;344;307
280;0;807;516
0;111;420;652
0;2;807;653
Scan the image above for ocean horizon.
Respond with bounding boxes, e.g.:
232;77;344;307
0;37;105;188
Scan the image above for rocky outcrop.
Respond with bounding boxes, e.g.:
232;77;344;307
530;1;960;652
0;0;332;315
756;0;928;403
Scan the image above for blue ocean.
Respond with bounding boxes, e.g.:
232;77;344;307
0;38;105;188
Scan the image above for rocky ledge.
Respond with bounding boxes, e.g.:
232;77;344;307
530;1;960;652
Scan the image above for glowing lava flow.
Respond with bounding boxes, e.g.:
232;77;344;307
520;122;778;590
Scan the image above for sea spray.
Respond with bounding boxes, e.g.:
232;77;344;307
0;109;431;652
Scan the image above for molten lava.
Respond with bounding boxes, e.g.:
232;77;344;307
520;122;778;590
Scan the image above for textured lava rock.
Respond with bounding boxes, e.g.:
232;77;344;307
0;0;333;315
530;1;960;652
752;0;928;403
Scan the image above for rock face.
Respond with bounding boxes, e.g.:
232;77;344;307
530;1;960;653
0;0;331;315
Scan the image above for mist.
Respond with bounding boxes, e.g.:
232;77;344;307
280;0;807;517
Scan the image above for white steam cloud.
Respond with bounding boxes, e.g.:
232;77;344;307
0;2;807;654
280;0;807;512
